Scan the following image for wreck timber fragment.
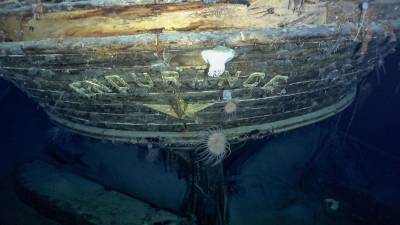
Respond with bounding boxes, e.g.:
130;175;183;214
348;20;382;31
16;161;185;225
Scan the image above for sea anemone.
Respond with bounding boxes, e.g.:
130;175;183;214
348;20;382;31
196;128;231;166
224;100;237;120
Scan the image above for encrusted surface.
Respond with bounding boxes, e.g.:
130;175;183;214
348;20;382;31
0;0;399;147
16;161;184;225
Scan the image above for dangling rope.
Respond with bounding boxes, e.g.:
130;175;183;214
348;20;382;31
299;114;342;187
354;2;369;42
340;77;367;150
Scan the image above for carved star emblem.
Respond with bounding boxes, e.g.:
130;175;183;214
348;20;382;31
143;97;214;120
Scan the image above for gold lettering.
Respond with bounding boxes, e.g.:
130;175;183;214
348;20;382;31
69;79;112;98
161;71;181;87
68;70;289;98
105;75;129;93
243;72;265;88
131;72;154;88
217;71;241;88
261;75;288;94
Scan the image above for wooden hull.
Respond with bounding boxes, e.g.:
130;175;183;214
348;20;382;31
0;0;399;149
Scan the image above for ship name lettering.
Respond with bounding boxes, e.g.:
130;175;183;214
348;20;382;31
69;70;290;97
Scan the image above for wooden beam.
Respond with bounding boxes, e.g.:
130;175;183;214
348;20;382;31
0;1;327;41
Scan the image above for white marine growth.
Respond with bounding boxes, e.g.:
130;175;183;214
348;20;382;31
201;46;235;78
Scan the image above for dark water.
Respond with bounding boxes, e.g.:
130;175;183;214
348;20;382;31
0;49;399;225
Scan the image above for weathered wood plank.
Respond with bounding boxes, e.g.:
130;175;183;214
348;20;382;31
38;84;349;131
0;0;398;146
0;1;326;41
